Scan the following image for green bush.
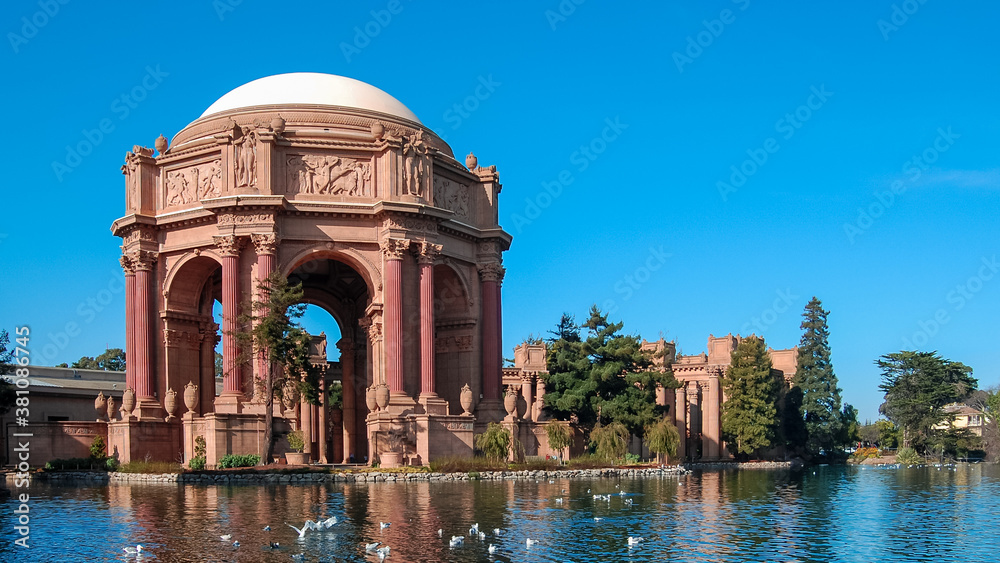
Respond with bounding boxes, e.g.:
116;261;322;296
218;454;260;469
566;453;607;469
90;436;107;459
286;430;305;453
43;458;107;471
188;456;207;470
428;455;508;473
546;422;574;461
105;457;119;472
896;447;921;465
467;470;481;480
624;452;641;464
590;422;629;461
645;418;680;463
474;423;512;461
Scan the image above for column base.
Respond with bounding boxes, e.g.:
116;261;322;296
418;393;449;416
474;398;505;423
132;399;164;421
386;392;417;416
214;392;245;414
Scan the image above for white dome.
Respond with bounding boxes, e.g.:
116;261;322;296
200;73;421;123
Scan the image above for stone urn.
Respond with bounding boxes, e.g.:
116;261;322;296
465;152;478;170
285;451;309;465
380;451;403;468
154;134;168;154
183;381;199;413
365;386;377;412
94;392;107;421
270;115;286;135
163;387;177;421
107;396;117;421
460;383;474;415
122;387;136;416
375;384;390;411
504;387;518;418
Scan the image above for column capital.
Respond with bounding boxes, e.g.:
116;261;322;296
130;250;157;271
250;232;279;255
380;237;411;261
336;337;355;353
120;254;135;275
358;316;382;341
214;235;246;257
413;241;443;264
477;262;505;283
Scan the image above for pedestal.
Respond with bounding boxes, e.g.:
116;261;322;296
419;394;449;416
214;393;245;414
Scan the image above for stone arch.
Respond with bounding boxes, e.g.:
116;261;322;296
282;246;381;300
163;251;223;313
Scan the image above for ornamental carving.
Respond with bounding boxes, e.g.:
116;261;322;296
433;177;470;219
287;154;372;197
250;232;279;255
214;235;245;257
129;250;157;271
359;316;383;341
414;241;442;264
380;238;411;260
122;153;141;211
434;334;473;352
401;131;430;197
383;215;436;234
235;127;257;188
119;254;134;275
164;160;222;207
217;212;275;227
477;262;505;283
122;228;156;247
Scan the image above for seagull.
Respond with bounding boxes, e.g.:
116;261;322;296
594;517;604;522
286;522;311;538
232;540;240;548
123;545;143;555
376;546;391;560
478;531;486;541
628;536;643;547
619;490;627;496
493;528;502;536
470;523;479;535
380;521;391;530
555;498;564;504
318;516;338;529
220;534;232;540
488;544;497;554
450;535;464;548
263;525;271;531
269;542;281;549
625;498;634;506
526;538;538;548
365;541;381;552
438;529;443;537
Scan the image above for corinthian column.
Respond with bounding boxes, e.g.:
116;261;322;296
706;370;722;460
132;251;156;402
215;235;245;412
251;233;278;400
381;238;410;396
478;262;505;402
338;338;356;463
415;242;442;402
120;254;136;393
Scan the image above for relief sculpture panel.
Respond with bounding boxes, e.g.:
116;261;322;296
164;160;223;208
433;177;470;219
287;154;372;197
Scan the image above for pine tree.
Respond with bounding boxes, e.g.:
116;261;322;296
721;335;779;457
793;297;844;457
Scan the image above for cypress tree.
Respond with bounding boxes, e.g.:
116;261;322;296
722;335;779;457
794;297;844;457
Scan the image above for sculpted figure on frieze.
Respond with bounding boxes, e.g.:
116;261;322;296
287;154;371;197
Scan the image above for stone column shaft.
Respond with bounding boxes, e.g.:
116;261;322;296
301;395;313;458
122;257;136;392
134;263;153;400
385;256;404;393
419;259;435;396
339;339;356;463
675;383;687;460
706;375;721;460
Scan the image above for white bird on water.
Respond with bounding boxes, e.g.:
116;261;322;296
526;538;539;548
365;541;381;552
122;545;143;555
628;536;643;547
493;528;502;536
488;543;497;554
376;545;391;560
450;535;464;548
380;521;391;530
469;523;479;535
286;522;312;538
220;534;232;540
478;531;486;540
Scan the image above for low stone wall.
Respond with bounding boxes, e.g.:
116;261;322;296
685;460;800;470
20;465;691;485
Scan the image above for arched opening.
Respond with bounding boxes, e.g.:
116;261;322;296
433;264;475;414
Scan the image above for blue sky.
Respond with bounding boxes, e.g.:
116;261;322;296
1;1;997;421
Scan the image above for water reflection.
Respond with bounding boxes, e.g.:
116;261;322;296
2;465;1000;562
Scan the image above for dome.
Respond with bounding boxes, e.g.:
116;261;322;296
199;73;421;123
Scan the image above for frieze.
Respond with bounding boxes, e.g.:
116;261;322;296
432;177;470;219
445;422;474;431
287;154;372;197
122;228;157;247
164;160;223;207
217;212;275;227
382;215;436;234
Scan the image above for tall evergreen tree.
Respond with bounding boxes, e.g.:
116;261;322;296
793;297;844;457
722;335;779;457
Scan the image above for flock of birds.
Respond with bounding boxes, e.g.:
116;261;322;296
122;483;649;560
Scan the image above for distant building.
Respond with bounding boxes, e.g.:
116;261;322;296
933;403;985;436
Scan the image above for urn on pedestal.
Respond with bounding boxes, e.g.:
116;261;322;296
183;381;199;413
164;388;177;421
460;383;474;415
122;388;136;417
365;385;377;412
95;392;107;421
375;384;390;411
107;396;117;421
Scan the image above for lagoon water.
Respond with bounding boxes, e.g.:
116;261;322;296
2;464;999;562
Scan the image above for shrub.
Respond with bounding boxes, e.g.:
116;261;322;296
286;430;305;453
590;422;629;461
188;456;206;470
896;447;921;465
624;452;641;464
645;418;680;463
428;455;508;473
117;461;183;474
566;453;606;469
90;436;107;459
218;454;261;469
105;457;119;472
475;423;511;461
43;457;107;471
546;422;573;462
